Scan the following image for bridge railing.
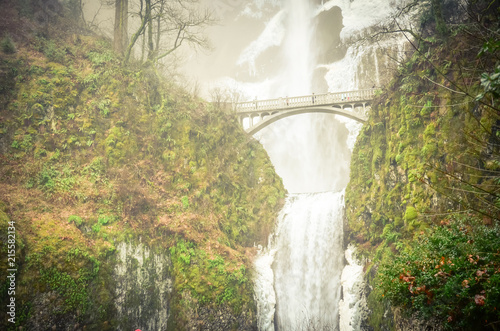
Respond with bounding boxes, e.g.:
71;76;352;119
234;88;377;113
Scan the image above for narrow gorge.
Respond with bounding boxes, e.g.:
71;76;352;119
0;0;499;330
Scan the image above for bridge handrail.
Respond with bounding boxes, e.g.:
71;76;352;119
234;88;377;112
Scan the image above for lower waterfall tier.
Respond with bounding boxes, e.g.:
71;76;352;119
255;191;346;331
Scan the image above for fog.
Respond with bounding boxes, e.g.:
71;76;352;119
80;0;395;193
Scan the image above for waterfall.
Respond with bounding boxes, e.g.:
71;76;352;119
275;191;345;330
254;192;345;331
281;0;315;96
251;0;360;330
234;0;416;330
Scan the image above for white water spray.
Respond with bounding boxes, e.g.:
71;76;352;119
255;191;345;331
276;192;345;330
281;0;315;96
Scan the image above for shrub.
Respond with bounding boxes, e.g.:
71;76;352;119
382;223;400;243
404;206;418;222
44;40;65;63
181;196;189;209
377;217;500;330
68;215;83;226
92;215;115;233
104;126;138;166
1;35;16;54
87;51;113;67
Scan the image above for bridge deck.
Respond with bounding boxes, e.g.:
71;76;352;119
234;88;377;113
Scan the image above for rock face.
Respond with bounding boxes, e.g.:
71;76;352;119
314;6;344;65
182;296;257;331
339;247;371;331
26;291;80;331
393;309;443;331
114;241;173;331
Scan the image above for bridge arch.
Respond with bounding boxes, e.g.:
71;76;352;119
243;106;367;135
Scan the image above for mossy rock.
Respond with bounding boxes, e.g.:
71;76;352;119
103;126;138;166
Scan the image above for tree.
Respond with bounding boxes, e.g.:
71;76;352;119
113;0;128;55
431;0;448;37
209;85;243;112
124;0;215;65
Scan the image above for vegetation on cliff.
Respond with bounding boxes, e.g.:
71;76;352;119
345;0;500;329
0;0;285;329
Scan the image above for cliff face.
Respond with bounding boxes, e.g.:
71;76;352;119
0;1;285;329
345;1;500;329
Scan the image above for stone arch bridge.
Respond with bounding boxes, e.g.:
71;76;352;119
234;89;376;134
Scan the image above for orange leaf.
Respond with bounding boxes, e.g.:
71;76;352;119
475;294;486;306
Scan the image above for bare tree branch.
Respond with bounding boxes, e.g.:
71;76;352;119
124;0;215;66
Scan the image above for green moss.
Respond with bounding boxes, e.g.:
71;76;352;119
169;241;252;317
68;215;83;226
1;35;16;54
0;6;285;328
346;18;500;329
420;141;437;157
103;126;138;166
423;122;436;137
